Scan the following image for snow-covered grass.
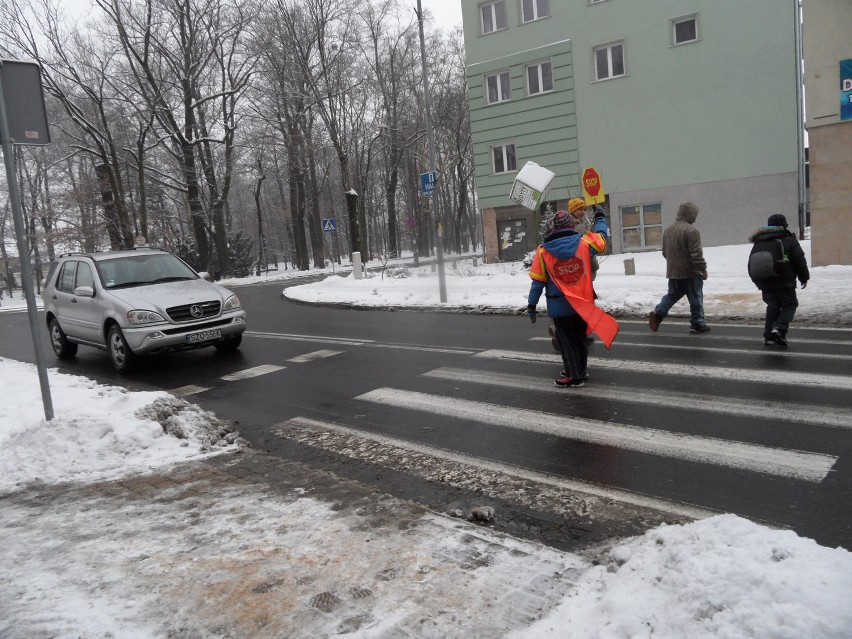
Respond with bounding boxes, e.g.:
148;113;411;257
280;241;852;326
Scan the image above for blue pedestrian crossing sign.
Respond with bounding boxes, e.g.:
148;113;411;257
322;218;336;232
420;171;437;197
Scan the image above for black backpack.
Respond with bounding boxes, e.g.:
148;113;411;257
748;237;791;281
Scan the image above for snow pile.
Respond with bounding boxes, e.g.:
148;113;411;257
282;241;852;325
515;514;852;639
0;358;242;494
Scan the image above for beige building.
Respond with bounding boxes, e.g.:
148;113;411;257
803;0;852;266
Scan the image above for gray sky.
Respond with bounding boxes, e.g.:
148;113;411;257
58;0;463;32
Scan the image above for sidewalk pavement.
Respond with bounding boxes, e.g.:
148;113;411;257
1;448;592;638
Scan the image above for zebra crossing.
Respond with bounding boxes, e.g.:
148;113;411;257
260;325;851;534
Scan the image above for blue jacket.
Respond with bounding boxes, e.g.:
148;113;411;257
528;216;609;317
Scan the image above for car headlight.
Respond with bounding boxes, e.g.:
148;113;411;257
223;295;241;311
127;310;165;325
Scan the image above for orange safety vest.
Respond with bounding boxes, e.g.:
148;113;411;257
531;240;620;349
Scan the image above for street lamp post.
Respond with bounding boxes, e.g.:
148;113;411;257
415;0;447;303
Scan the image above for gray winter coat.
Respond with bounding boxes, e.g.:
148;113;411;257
662;203;707;279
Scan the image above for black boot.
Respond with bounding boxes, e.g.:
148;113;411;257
770;329;788;348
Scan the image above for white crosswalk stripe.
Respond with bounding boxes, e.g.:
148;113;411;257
475;349;852;391
170;384;212;396
422;367;852;429
287;349;343;363
355;388;837;482
219;364;285;381
528;337;852;362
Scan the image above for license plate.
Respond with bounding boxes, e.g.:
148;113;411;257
185;328;221;344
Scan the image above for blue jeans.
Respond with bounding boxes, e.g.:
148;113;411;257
762;288;798;338
654;276;706;327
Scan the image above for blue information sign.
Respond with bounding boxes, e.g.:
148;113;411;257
322;218;336;232
841;59;852;121
420;171;437;197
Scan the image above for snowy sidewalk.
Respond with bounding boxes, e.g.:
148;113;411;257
4;444;851;638
1;449;584;638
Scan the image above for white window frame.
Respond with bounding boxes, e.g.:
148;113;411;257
621;203;663;251
485;70;511;104
526;60;553;96
481;1;508;35
491;143;517;174
522;0;549;23
593;40;626;81
671;13;700;46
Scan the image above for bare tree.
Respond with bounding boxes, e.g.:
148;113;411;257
432;28;476;253
361;0;423;259
273;0;367;260
98;0;257;276
1;0;138;249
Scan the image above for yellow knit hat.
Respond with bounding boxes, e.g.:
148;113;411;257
568;197;587;214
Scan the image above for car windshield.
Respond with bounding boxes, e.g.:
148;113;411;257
97;253;197;290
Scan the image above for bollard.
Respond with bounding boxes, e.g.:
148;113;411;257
352;251;362;279
624;257;635;276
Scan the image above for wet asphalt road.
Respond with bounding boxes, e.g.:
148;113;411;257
2;278;851;550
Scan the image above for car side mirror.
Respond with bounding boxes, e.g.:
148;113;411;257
73;286;95;298
198;271;211;281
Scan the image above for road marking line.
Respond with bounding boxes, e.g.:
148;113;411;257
281;416;717;521
220;364;285;381
423;367;852;430
365;343;478;355
477;349;852;391
169;384;212;396
355;388;837;482
287;349;344;363
247;331;368;346
531;336;852;357
247;330;477;355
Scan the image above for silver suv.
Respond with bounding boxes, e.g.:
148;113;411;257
43;248;247;371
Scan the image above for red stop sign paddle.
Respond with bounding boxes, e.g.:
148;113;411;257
583;168;601;198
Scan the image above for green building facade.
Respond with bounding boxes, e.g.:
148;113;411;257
462;0;801;261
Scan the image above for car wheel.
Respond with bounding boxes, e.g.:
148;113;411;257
214;334;242;353
49;318;78;359
108;324;136;371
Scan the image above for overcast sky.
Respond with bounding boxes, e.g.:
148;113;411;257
57;0;463;32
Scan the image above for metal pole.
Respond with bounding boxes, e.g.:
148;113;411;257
0;63;54;420
794;0;806;240
416;0;447;302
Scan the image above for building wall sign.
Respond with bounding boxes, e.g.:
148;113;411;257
841;59;852;121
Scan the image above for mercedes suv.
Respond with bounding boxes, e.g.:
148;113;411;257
43;248;247;371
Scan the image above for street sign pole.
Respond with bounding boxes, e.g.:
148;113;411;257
416;0;447;303
0;60;54;420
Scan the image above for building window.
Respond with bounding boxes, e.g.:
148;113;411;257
594;41;625;81
485;70;511;104
492;143;517;174
522;0;549;23
672;14;699;46
526;61;553;95
621;204;663;250
481;1;507;35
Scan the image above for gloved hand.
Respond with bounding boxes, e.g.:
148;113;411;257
594;206;606;220
527;307;537;324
